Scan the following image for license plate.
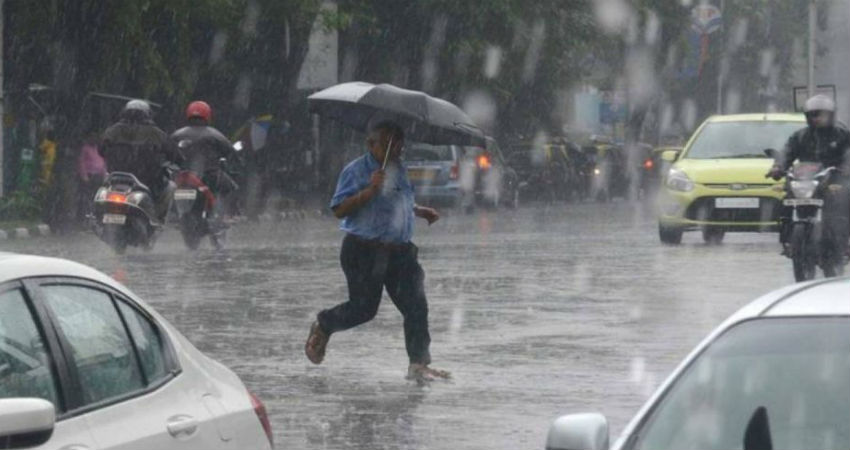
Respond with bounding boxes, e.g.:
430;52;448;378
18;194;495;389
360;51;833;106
407;169;434;182
174;189;198;200
102;213;126;225
715;197;759;209
784;198;824;206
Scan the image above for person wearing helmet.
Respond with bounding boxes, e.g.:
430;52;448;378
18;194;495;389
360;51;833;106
170;101;239;206
101;99;180;221
767;94;850;255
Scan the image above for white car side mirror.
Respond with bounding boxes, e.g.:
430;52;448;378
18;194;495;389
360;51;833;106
0;398;56;448
546;413;609;450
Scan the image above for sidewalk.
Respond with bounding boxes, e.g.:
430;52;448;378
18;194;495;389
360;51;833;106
0;221;51;241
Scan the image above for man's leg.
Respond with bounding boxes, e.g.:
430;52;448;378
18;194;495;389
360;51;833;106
385;244;448;380
306;236;385;364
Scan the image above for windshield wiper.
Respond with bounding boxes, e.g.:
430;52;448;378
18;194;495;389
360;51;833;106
743;406;773;450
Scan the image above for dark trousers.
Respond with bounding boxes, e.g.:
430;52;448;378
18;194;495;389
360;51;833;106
318;234;431;365
77;174;105;222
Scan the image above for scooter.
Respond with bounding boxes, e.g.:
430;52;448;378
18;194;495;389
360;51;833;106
172;163;227;250
780;162;848;281
91;172;164;254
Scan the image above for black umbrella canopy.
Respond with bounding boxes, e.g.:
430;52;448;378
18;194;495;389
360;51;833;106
308;82;486;147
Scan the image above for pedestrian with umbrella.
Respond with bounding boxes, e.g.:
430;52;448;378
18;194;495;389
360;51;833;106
304;82;485;382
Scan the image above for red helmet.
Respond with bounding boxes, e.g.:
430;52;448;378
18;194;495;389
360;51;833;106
186;101;212;123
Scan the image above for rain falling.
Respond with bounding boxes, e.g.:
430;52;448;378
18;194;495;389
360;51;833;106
0;1;849;450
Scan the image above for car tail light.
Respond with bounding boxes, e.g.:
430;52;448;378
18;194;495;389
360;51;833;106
477;154;492;170
250;391;273;448
643;158;654;170
450;163;459;180
107;192;127;203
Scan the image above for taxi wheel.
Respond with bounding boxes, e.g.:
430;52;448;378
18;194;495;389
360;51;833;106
702;227;725;245
659;223;683;245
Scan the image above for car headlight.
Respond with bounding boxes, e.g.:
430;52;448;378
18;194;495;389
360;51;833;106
665;168;695;192
790;180;818;199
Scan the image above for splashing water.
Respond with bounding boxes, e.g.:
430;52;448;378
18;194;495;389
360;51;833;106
233;75;252;109
462;90;498;133
594;0;633;35
522;20;546;83
483;46;503;79
209;32;228;65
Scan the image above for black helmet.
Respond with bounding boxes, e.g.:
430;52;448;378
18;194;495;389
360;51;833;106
804;94;836;128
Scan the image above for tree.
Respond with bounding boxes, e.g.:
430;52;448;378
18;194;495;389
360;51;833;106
333;0;603;141
5;0;323;133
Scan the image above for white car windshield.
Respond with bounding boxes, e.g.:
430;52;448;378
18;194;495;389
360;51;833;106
630;318;850;450
685;122;803;159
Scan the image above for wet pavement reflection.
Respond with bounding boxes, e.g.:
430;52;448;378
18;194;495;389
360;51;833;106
5;202;794;450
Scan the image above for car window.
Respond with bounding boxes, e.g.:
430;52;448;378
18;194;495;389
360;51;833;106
406;143;456;162
631;318;850;450
0;289;59;406
116;301;168;383
685;121;804;159
41;285;144;406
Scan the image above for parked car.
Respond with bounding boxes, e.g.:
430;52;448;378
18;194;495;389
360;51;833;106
545;276;850;450
0;254;274;450
463;136;521;209
658;113;805;245
405;143;466;207
406;137;518;210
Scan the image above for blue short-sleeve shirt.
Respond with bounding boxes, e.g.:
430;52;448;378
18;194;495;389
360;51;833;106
330;153;415;243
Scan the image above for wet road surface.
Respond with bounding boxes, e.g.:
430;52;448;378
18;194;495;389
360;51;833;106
4;202;796;450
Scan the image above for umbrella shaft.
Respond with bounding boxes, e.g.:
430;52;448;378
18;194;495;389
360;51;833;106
382;136;393;170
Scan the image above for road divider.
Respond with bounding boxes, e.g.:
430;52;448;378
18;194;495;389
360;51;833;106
0;223;51;241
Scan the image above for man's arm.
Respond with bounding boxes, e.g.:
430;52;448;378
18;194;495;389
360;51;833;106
208;128;238;161
331;170;385;219
414;204;440;225
768;133;799;179
840;132;850;174
167;137;185;165
333;185;379;219
778;133;800;171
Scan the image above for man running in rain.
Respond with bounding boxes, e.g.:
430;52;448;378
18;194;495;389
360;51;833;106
304;120;450;382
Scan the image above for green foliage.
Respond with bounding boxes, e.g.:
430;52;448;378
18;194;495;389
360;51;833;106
5;0;324;130
333;0;609;139
3;0;803;146
0;191;42;221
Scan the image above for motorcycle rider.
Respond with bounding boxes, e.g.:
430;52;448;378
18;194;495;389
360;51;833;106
100;99;179;221
170;101;239;213
766;94;850;259
171;100;239;221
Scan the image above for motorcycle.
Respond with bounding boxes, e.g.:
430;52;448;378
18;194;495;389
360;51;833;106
172;161;229;250
779;161;848;281
91;172;164;254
